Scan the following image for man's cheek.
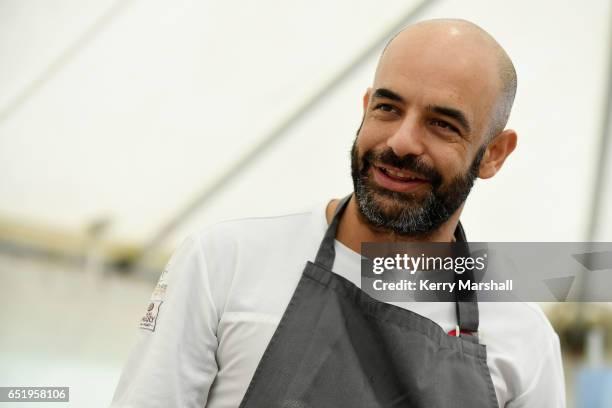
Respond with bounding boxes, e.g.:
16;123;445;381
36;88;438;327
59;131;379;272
430;163;455;188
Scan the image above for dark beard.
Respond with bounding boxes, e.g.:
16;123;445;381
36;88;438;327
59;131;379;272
350;140;486;237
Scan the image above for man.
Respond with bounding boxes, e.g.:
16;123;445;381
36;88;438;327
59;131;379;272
111;19;565;407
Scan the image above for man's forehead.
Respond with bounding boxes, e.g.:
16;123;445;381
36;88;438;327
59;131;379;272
372;20;502;124
374;50;495;107
377;19;502;75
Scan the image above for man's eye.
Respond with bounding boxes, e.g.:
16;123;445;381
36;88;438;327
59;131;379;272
431;119;459;133
374;103;396;113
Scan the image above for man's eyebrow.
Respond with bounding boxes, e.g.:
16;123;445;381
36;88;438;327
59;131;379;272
372;88;404;103
426;105;472;133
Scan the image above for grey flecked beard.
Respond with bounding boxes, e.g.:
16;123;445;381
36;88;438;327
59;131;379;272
350;139;485;237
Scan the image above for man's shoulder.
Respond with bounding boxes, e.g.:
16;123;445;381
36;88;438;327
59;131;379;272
482;301;556;332
201;209;317;240
191;202;326;257
480;301;560;354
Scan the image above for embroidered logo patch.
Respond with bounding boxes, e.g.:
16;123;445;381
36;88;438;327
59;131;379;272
150;268;169;301
139;300;163;331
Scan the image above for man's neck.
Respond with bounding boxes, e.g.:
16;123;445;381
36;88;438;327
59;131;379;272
326;194;462;254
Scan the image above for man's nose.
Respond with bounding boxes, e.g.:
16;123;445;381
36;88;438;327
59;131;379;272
386;115;426;157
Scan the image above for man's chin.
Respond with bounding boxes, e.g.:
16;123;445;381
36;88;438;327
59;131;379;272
356;194;431;236
363;189;429;218
368;185;429;208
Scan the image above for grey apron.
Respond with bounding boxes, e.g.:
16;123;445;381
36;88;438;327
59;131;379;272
239;195;498;408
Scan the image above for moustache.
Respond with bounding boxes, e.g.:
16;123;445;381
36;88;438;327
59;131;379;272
362;148;443;188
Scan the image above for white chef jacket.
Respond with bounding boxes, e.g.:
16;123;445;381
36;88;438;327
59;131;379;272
110;199;566;407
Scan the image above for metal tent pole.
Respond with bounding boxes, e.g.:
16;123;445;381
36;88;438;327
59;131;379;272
0;0;135;125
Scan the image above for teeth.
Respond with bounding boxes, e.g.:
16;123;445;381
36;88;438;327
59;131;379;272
384;167;417;180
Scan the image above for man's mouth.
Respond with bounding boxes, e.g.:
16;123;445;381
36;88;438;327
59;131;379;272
372;164;430;193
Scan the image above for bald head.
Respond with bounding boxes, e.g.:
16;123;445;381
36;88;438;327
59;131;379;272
376;18;517;142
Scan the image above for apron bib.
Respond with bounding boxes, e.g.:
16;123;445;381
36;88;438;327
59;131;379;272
239;195;498;408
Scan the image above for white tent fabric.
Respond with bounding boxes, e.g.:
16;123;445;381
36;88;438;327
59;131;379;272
0;2;611;407
0;0;610;253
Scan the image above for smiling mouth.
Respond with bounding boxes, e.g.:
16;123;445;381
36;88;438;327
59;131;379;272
377;164;426;181
372;164;430;193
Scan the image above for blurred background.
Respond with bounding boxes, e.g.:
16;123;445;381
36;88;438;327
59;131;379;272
1;0;611;406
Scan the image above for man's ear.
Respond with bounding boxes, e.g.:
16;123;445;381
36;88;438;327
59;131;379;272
362;88;372;112
478;129;518;179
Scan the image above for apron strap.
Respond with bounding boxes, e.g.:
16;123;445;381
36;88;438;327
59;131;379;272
453;222;480;336
314;194;352;270
314;193;480;336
